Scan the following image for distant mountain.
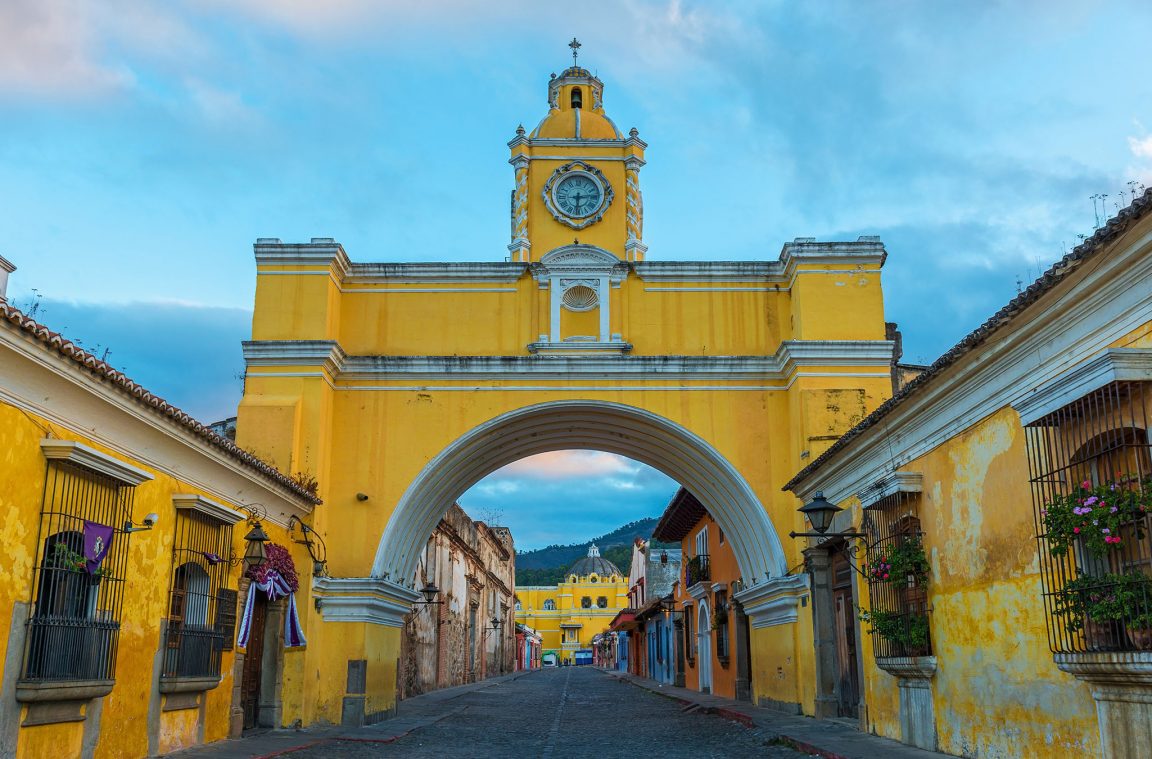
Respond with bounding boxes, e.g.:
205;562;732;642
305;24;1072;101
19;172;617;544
515;517;674;586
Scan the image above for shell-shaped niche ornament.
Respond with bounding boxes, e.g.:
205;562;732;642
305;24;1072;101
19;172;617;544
561;284;599;312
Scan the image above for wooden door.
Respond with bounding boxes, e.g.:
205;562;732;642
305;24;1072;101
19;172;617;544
240;591;267;730
831;550;860;719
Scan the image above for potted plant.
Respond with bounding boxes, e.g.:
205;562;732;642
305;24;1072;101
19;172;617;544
52;542;109;584
1041;477;1150;559
859;608;931;656
867;536;929;587
1054;571;1152;650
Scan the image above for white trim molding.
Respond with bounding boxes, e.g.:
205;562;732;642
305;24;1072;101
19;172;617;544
1013;348;1152;426
40;439;154;486
734;573;809;629
172;494;246;525
312;576;422;627
858;472;923;510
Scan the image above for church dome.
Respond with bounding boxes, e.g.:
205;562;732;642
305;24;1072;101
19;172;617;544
566;544;623;579
529;61;624;140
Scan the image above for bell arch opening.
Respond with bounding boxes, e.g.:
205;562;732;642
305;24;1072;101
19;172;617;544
372;400;787;588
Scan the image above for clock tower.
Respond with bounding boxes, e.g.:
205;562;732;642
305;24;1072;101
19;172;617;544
507;42;647;264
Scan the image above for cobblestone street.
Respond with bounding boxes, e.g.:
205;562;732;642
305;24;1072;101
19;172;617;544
287;668;808;759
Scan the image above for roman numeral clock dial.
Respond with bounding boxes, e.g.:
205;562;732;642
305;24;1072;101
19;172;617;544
542;162;614;230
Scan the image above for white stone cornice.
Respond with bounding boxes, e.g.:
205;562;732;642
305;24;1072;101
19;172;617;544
634;261;778;282
345;262;527;283
40;439;154;486
858;472;923;510
172;493;246;525
243;340;894;382
733;573;809;629
778;237;888;279
527;340;633;355
242;340;346;375
254;238;351;280
524;138;629;149
312;576;422;627
1013;348;1152;426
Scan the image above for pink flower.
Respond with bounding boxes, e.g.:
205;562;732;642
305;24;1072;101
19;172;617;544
1082;480;1092;489
1073;527;1081;534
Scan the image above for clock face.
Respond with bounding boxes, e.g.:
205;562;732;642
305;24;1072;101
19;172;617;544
554;174;603;218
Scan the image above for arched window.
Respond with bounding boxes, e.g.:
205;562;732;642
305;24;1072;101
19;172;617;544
596;596;608;608
515;599;522;611
581;596;592;609
569;575;577;583
543;599;555;611
589;574;598;583
571;87;583;109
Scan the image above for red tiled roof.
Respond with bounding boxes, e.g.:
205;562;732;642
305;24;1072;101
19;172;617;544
0;303;322;505
651;487;707;543
783;188;1152;493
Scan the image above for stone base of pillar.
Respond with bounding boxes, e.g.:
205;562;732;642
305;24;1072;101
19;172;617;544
1055;651;1152;759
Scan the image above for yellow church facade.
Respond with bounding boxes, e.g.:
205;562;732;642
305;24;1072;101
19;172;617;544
515;546;629;665
236;57;894;729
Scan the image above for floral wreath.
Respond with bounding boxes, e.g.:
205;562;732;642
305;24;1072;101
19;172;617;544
245;542;300;592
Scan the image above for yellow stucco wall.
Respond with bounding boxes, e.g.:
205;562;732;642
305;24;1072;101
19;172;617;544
839;407;1100;757
0;399;311;758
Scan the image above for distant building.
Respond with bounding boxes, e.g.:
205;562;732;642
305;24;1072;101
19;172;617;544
653;488;752;700
609;538;682;683
399;504;515;697
207;416;238;441
516;545;629;665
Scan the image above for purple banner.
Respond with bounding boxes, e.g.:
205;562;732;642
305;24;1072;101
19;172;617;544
83;520;115;574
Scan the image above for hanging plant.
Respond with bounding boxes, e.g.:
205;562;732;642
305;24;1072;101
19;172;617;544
859;608;931;653
868;537;929;586
1042;477;1150;558
245;542;300;592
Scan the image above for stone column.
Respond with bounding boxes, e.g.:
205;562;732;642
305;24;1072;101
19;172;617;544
228;579;250;738
805;548;839;720
732;600;752;702
508;154;530;262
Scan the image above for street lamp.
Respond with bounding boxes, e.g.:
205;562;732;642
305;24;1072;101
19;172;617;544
417;582;442;605
793;491;841;536
242;522;270;568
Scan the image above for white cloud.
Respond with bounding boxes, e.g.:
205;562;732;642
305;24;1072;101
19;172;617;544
0;0;134;95
491;450;638;481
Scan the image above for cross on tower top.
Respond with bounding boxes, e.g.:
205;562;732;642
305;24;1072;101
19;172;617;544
568;38;581;67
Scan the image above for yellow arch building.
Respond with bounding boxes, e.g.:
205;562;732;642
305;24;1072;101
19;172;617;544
237;56;894;726
515;545;629;665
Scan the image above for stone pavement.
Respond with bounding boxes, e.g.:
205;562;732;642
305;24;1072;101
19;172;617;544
604;669;948;759
172;666;948;759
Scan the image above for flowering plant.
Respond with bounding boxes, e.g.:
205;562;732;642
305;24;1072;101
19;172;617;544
52;542;108;576
1042;478;1150;558
245;542;300;592
1054;571;1152;633
867;537;929;586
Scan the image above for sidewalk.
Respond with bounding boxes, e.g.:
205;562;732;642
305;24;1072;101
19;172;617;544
170;669;539;759
603;669;950;759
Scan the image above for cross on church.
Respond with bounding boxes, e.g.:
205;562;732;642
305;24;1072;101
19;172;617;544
569;38;581;67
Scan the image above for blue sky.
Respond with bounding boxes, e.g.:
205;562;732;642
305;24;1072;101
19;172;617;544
3;1;1151;549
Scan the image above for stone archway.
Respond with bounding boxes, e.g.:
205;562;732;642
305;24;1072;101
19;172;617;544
315;400;807;631
374;400;785;588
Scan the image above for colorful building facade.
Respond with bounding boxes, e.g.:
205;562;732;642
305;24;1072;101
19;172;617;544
0;287;319;758
515;546;629;665
784;191;1152;757
653;489;752;700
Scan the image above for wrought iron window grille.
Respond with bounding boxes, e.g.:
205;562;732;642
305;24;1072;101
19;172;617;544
1026;380;1152;655
861;493;933;660
22;460;137;683
162;507;238;681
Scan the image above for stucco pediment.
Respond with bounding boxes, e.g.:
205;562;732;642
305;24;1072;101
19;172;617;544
535;245;628;286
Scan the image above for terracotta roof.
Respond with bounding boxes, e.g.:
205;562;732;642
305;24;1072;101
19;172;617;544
651;487;708;543
0;303;322;505
783;188;1152;493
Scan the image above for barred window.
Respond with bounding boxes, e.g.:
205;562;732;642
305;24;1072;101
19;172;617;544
23;443;151;683
714;590;730;661
1025;379;1152;654
863;494;933;659
163;496;243;681
543;599;555;611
